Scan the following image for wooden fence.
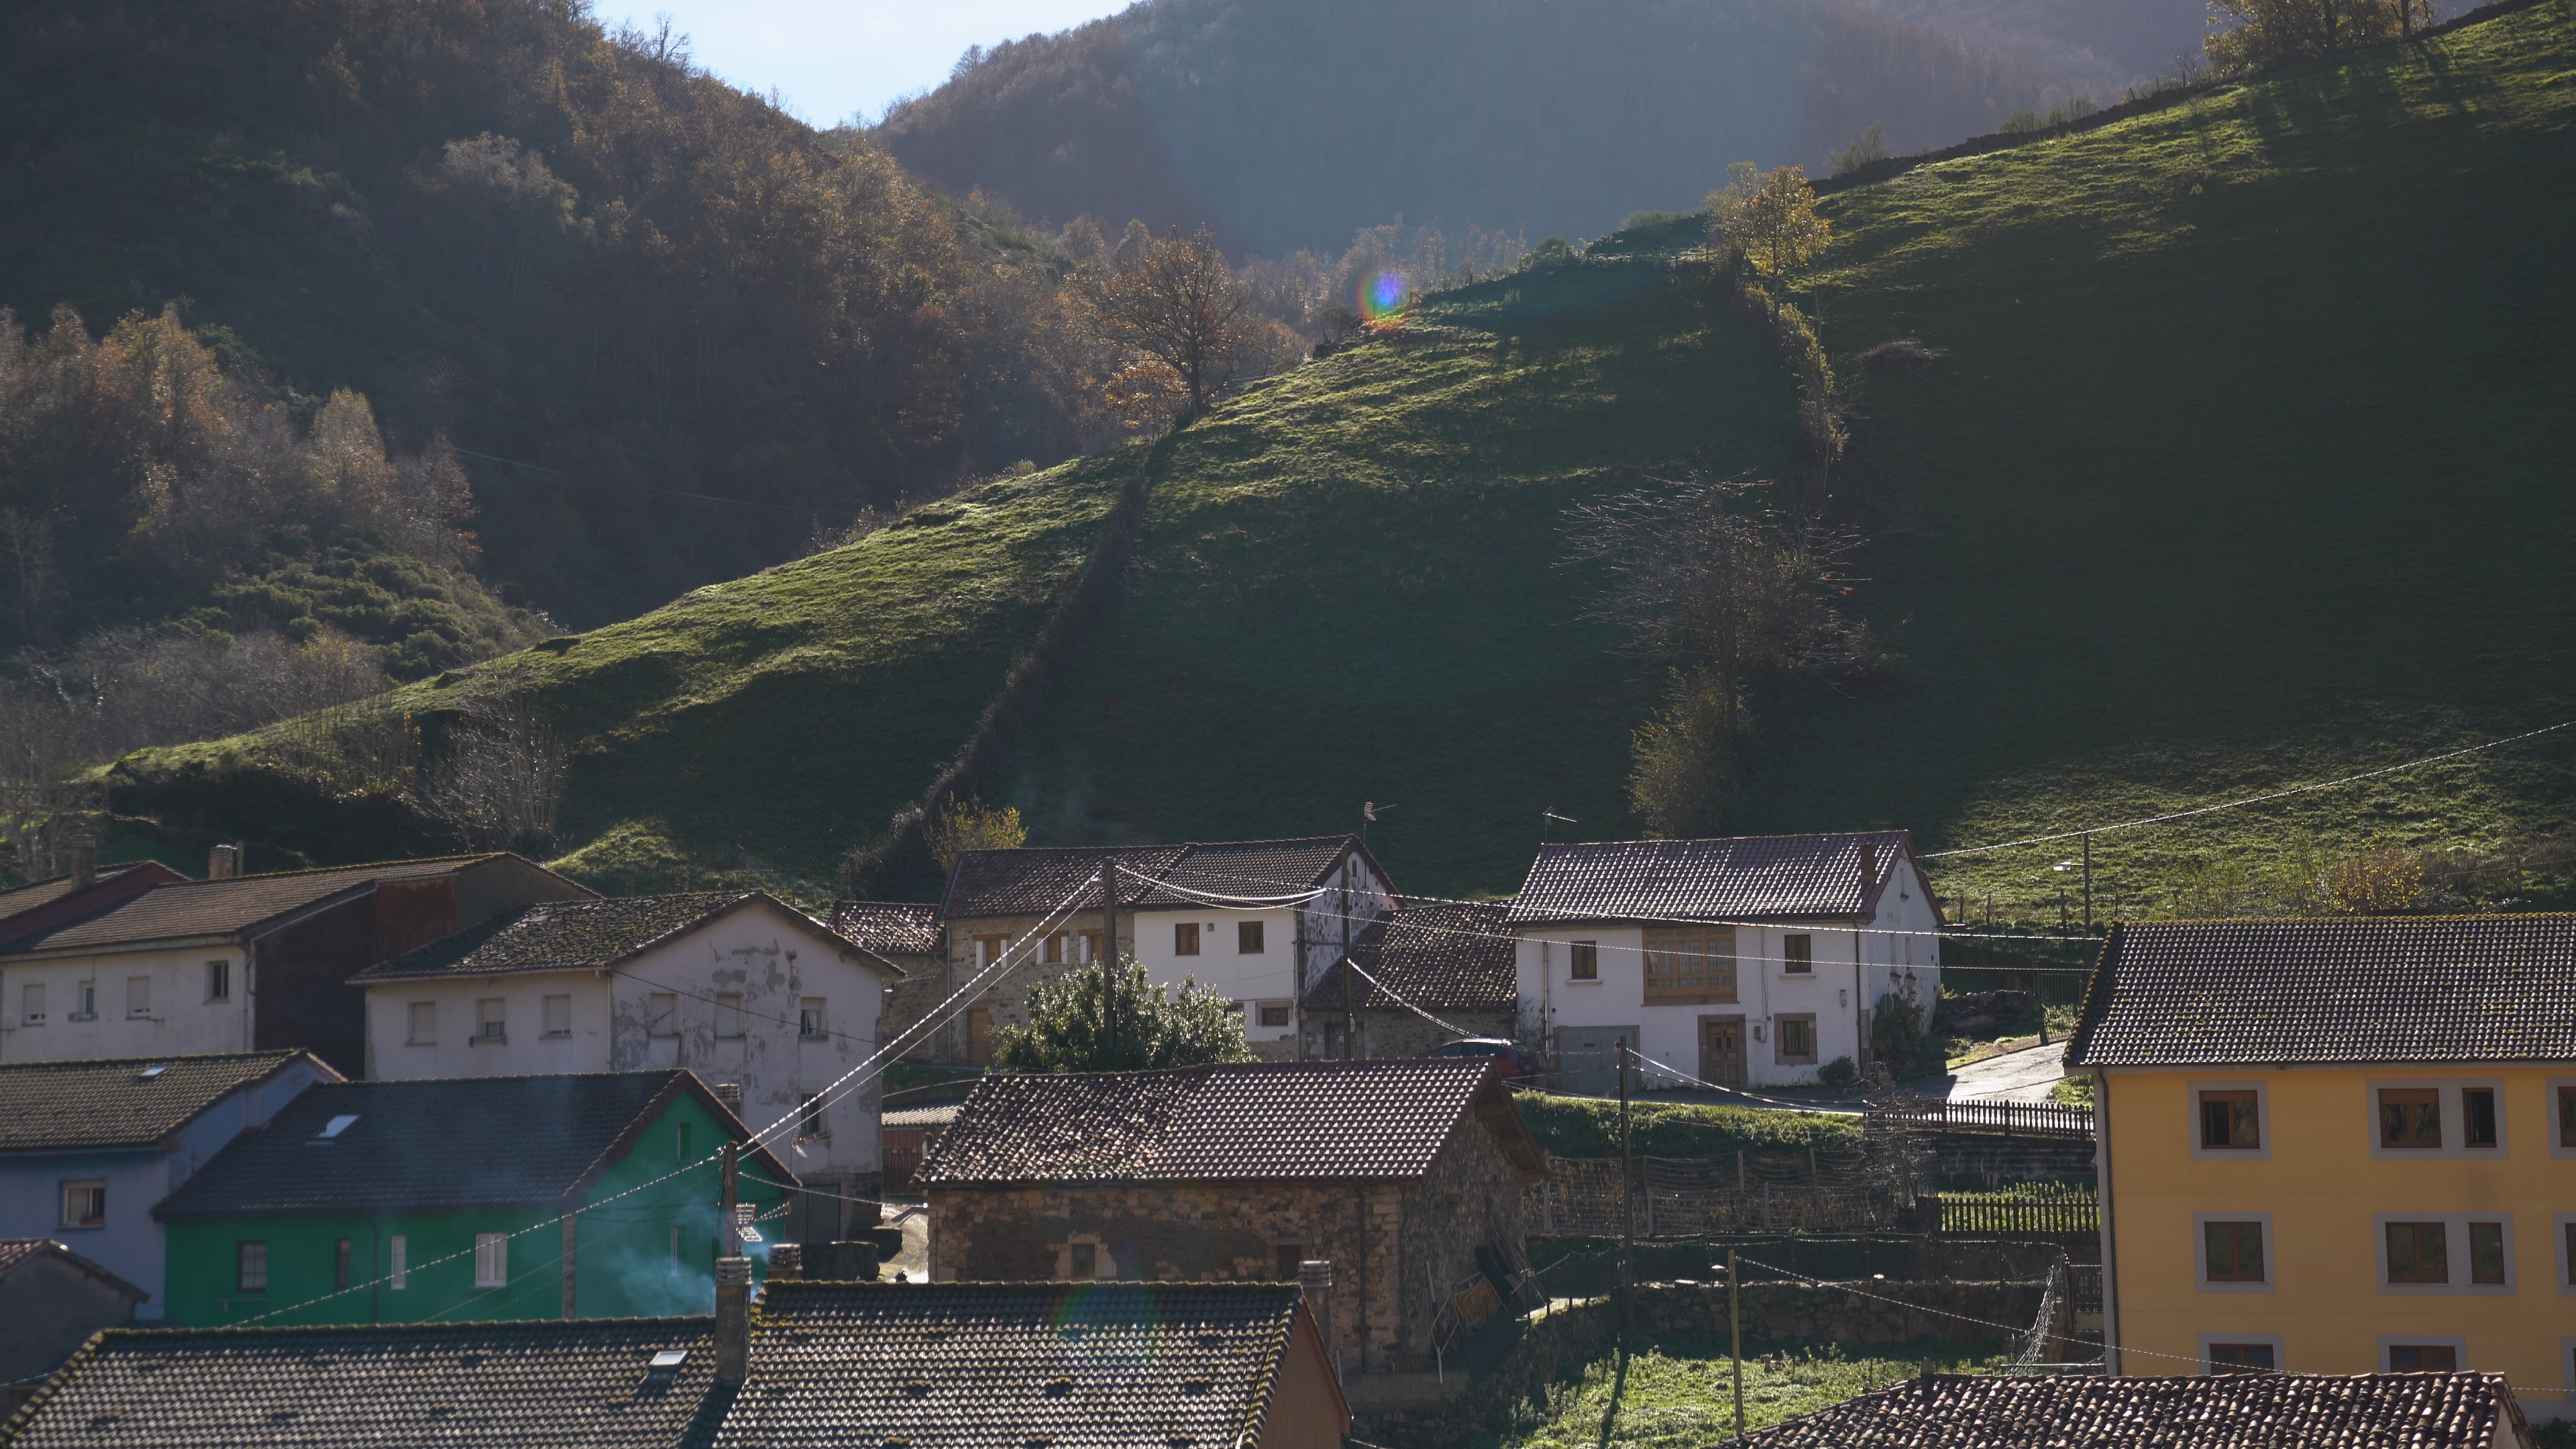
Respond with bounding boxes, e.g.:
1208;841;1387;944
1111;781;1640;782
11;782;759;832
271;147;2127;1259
1937;1191;2100;1236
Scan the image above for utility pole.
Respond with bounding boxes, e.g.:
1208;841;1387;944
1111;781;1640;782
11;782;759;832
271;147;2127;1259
2082;833;2093;930
1617;1036;1633;1332
1340;843;1356;1060
1729;1248;1745;1442
1099;863;1118;1062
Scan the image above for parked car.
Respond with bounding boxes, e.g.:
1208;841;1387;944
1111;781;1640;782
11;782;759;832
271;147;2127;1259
1429;1036;1527;1081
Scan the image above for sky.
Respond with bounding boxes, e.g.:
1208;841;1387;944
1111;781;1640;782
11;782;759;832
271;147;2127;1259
629;0;1128;127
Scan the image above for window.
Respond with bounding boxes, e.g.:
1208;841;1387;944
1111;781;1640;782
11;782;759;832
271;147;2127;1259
2469;1222;2506;1285
2386;1222;2449;1283
1782;935;1813;975
1239;920;1266;953
390;1235;408;1290
1775;1014;1817;1065
1069;1242;1098;1280
476;998;506;1042
712;993;743;1038
544;994;573;1037
206;960;229;1001
2206;1342;2276;1373
334;1238;353;1292
798;999;826;1038
647;994;679;1037
1175;922;1201;955
2204;1222;2265;1283
1077;930;1103;964
237;1240;268;1293
20;983;42;1026
2562;1084;2576;1149
1569;941;1599;981
1257;1002;1293;1028
973;934;1008;969
475;1233;507;1288
2379;1088;2441;1148
1042;933;1064;964
2200;1090;2260;1150
800;1093;828;1140
2463;1088;2498;1148
60;1181;105;1228
2567;1218;2576;1289
1644;926;1736;1005
1273;1244;1305;1281
71;981;95;1020
408;1002;436;1045
2387;1344;2459;1372
677;1122;694;1163
125;975;151;1018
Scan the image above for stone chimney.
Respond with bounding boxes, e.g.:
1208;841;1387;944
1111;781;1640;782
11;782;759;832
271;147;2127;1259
1297;1259;1337;1383
714;1254;753;1383
70;840;95;890
208;844;241;880
1858;840;1878;892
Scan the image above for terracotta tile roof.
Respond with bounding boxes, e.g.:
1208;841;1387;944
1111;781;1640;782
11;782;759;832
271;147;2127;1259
0;863;164;922
1508;833;1916;924
0;855;518;955
882;1104;960;1130
0;1239;150;1302
2068;913;2576;1068
921;1059;1539;1185
702;1281;1326;1449
828;900;945;955
0;1051;329;1154
941;838;1371;920
1743;1371;2524;1449
0;1318;720;1448
1301;902;1517;1013
352;892;770;981
152;1071;791;1218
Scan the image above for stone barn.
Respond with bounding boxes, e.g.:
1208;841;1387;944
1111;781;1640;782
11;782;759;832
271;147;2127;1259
921;1059;1546;1377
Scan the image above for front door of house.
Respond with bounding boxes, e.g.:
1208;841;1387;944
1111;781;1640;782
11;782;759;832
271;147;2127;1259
1699;1016;1746;1089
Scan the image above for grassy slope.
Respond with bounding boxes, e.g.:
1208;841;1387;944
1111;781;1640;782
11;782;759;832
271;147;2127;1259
1489;1340;2012;1449
1738;1;2576;908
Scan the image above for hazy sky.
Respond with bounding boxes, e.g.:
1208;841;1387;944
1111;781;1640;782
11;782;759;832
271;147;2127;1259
633;0;1126;126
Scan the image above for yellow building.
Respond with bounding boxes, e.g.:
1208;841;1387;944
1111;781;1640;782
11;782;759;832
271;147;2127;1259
2070;914;2575;1411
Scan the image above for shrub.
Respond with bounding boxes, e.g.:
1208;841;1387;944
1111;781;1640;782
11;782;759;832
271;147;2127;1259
1818;1056;1858;1087
1830;122;1890;177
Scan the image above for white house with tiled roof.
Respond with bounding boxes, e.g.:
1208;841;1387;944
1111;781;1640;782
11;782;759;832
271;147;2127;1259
923;837;1396;1064
1511;833;1942;1092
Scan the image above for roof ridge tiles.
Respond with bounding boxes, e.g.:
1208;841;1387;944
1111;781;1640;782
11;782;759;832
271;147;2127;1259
139;851;508;888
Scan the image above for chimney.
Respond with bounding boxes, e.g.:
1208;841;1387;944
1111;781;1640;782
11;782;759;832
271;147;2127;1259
767;1243;802;1280
714;1082;744;1114
1858;841;1878;891
70;840;95;890
208;844;241;881
1297;1259;1338;1383
714;1254;753;1383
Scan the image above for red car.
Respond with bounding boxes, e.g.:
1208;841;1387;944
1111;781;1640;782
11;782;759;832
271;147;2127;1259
1430;1036;1528;1081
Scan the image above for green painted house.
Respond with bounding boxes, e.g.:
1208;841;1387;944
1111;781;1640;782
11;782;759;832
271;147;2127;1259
152;1069;794;1326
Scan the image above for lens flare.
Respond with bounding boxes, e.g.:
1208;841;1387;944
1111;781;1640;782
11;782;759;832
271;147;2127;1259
1358;268;1412;322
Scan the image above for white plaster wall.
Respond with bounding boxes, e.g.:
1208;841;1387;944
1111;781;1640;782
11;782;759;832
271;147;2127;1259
1128;906;1299;1051
0;946;254;1063
366;972;615;1080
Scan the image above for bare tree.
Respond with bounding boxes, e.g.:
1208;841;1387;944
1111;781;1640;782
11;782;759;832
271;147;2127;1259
0;509;64;635
414;696;570;852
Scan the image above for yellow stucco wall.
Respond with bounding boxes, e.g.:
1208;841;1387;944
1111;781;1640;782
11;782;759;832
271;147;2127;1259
2104;1064;2573;1403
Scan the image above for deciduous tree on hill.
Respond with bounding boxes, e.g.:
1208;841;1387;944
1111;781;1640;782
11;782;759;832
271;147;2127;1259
1093;227;1258;425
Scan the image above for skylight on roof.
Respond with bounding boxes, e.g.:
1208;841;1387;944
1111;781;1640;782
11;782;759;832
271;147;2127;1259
317;1114;360;1138
649;1350;689;1370
135;1066;166;1079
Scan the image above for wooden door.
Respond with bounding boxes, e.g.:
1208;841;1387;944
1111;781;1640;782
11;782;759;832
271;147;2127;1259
966;1008;991;1065
1698;1016;1747;1089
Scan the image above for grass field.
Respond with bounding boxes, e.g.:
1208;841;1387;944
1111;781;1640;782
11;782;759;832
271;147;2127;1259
1486;1336;2012;1449
110;4;2576;906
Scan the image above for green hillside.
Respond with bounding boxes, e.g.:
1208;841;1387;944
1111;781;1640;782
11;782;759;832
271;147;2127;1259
112;3;2576;906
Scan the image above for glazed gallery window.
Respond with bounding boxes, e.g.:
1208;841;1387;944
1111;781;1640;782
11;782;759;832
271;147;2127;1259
1568;941;1599;981
2379;1089;2442;1148
1643;926;1737;1006
2200;1091;2260;1150
2204;1222;2266;1283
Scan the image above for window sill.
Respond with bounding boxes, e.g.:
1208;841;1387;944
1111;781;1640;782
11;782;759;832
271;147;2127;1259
1564;978;1603;987
58;1223;105;1232
543;1030;572;1039
472;1035;508;1046
67;1014;95;1022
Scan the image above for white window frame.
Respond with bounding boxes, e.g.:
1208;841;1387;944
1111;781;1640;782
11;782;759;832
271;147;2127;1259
2196;1332;2286;1373
712;993;744;1039
1780;934;1815;976
475;998;507;1043
205;959;229;1002
125;975;151;1019
20;982;42;1027
2550;1076;2576;1160
798;999;826;1040
1254;1000;1293;1029
2373;1212;2516;1295
2364;1077;2508;1161
543;994;573;1038
407;1002;436;1046
474;1232;508;1288
237;1240;268;1293
2376;1334;2469;1372
70;981;95;1020
1568;941;1599;983
2192;1211;2275;1293
390;1234;408;1290
60;1179;105;1228
647;994;680;1038
2187;1079;2272;1162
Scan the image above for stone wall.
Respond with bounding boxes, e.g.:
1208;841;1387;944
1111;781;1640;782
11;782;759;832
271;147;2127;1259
1391;1101;1535;1363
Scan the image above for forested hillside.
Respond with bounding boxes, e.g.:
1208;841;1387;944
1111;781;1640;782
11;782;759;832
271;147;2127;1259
0;0;1108;631
110;1;2576;910
873;0;2192;258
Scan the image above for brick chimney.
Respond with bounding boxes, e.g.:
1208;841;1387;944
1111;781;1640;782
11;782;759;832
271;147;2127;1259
70;840;95;890
208;844;241;880
1858;840;1878;892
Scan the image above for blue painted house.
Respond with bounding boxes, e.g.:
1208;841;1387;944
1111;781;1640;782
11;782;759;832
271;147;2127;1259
0;1051;337;1320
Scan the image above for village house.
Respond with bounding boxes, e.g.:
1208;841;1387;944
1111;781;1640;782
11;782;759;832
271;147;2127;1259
0;855;185;944
0;1049;335;1320
826;899;947;1063
919;1058;1545;1377
349;891;898;1235
0;850;593;1077
917;837;1397;1064
1299;900;1517;1060
1510;833;1943;1092
0;1279;1349;1449
2071;914;2576;1407
0;1240;149;1409
1743;1366;2536;1448
150;1069;792;1326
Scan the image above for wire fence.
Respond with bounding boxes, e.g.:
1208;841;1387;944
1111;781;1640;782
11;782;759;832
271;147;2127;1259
1529;1156;1925;1238
1937;1190;2101;1236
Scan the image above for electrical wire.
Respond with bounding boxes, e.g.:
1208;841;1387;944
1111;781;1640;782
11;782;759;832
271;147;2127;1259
1328;953;1474;1039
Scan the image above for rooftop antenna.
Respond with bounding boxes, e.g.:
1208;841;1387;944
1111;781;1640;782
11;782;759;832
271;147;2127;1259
1541;809;1576;844
1361;801;1395;846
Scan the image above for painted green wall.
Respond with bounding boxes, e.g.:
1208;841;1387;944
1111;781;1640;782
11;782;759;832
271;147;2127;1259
159;1093;786;1326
